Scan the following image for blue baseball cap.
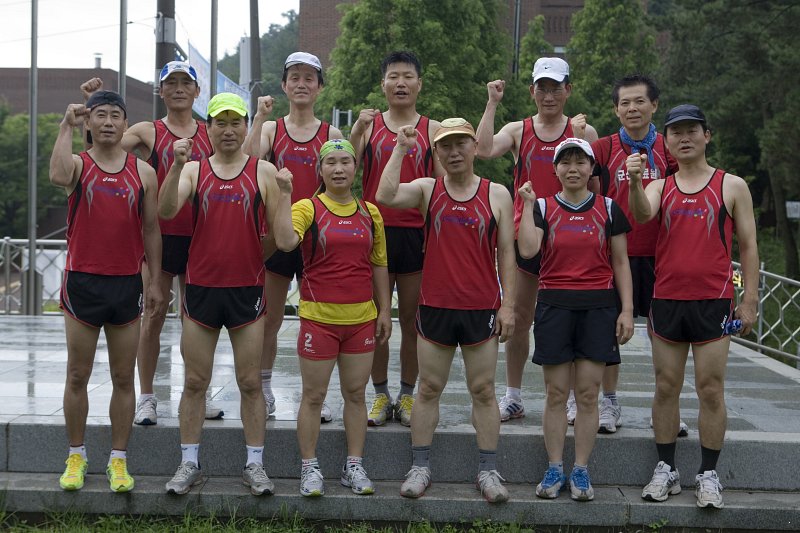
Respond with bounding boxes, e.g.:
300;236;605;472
159;61;198;82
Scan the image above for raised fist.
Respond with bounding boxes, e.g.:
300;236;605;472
487;80;505;103
518;181;537;203
275;168;293;194
396;125;418;150
255;95;274;119
63;104;89;127
172;138;194;166
626;152;648;186
571;113;587;139
80;78;103;101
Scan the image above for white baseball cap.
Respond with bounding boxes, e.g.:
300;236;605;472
285;52;322;72
554;137;595;162
532;57;570;84
159;61;197;82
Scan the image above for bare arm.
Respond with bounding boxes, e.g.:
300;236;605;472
328;125;344;140
427;119;446;176
516;182;542;259
121;121;155;160
492;182;516;342
375;125;430;210
272;168;301;251
627;152;662;223
349;108;379;168
138;163;164;314
476;80;512;159
158;139;195;219
610;233;634;344
244;96;274;158
729;175;759;335
372;264;392;343
50;104;86;192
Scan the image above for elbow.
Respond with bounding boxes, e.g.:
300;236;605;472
375;189;393;207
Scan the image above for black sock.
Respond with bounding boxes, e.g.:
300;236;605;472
656;441;677;469
699;446;721;474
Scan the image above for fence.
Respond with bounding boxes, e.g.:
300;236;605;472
1;237;797;364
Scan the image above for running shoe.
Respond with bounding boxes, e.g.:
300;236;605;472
649;417;690;437
320;400;333;423
243;463;274;495
535;466;566;499
300;466;325;497
205;401;224;420
264;390;276;416
165;461;202;494
134;396;158;426
367;393;393;426
569;468;594;501
598;397;621;434
59;454;88;491
641;461;681;501
400;465;431;498
394;394;414;426
106;458;135;493
695;470;724;509
476;470;509;503
340;463;375;495
498;396;525;422
566;395;577;425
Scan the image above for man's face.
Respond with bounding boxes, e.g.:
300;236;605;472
159;72;200;111
531;78;571;117
87;104;127;145
434;134;477;174
615;84;658;133
282;64;321;105
208;110;247;153
381;62;422;107
665;121;710;162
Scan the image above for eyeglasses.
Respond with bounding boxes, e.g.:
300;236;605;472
534;87;565;96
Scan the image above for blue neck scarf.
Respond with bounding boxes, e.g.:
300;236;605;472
619;123;657;169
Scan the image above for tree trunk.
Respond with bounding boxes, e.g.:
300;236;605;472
766;165;800;279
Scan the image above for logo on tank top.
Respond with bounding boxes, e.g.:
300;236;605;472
102;177;118;182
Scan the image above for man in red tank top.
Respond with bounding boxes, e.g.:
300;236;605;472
81;61;221;425
475;58;598;423
630;105;759;509
159;93;284;497
50;92;163;493
350;51;446;429
588;75;684;436
376;119;516;503
243;52;343;422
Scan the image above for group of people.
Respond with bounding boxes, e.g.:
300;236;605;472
50;48;758;510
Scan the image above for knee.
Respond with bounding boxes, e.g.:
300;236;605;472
545;383;569;408
468;379;496;405
696;379;725;410
109;365;135;389
236;373;261;397
263;312;283;336
574;383;599;411
417;376;444;402
65;364;92;390
341;385;366;405
183;371;211;395
398;310;416;334
301;388;326;408
514;305;534;329
654;371;683;398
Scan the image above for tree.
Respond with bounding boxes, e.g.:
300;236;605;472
318;0;531;186
518;15;553;80
0;109;75;238
566;0;658;137
656;0;800;278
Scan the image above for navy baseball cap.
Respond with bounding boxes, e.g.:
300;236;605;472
85;90;127;117
663;104;707;130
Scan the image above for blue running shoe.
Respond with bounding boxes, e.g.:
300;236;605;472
535;466;566;499
569;468;594;501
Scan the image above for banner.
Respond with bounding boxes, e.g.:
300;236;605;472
188;43;250;117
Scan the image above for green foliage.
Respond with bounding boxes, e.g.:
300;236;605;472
566;0;658;137
0;109;76;238
518;15;553;80
318;0;532;187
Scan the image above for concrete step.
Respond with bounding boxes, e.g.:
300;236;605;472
1;472;797;530
4;418;798;491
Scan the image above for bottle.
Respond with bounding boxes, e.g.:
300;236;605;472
723;319;742;335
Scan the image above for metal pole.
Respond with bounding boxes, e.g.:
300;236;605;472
119;0;127;100
3;237;11;314
27;0;38;315
210;0;218;96
512;0;521;78
249;0;262;113
154;0;176;119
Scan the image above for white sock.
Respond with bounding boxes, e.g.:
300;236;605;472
505;387;522;400
181;443;200;465
69;445;87;460
246;445;264;466
261;369;273;397
139;393;155;401
108;449;126;465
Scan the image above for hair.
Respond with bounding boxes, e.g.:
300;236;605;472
533;75;570;87
666;121;710;134
611;74;660;105
554;147;594;166
380;51;422;77
282;65;324;86
206;114;249;125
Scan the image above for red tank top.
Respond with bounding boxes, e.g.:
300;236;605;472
269;118;330;203
186;157;265;287
537;195;617;290
150;120;214;236
420;178;500;310
513;117;573;232
362;113;433;228
65;153;144;275
654;169;734;300
300;197;375;304
592;132;677;256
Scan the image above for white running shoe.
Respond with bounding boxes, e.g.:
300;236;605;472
165;461;202;494
320;400;333;423
476;470;509;503
134;396;157;426
400;465;431;498
566;394;577;425
498;396;525;422
695;470;724;508
300;466;325;497
204;401;224;420
649;417;690;437
264;390;276;416
641;461;681;502
340;463;374;495
598;397;621;434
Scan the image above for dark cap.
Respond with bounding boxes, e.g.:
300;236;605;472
86;90;127;117
663;104;706;130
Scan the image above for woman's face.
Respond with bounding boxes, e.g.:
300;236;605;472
320;151;356;193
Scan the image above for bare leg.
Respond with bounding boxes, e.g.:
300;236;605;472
136;268;174;394
178;320;219;443
462;339;502;450
260;273;291;377
229;317;267;446
573;359;605;465
297;356;336;458
541;363;570;462
410;337;455;447
651;336;690;443
63;314;101;447
105;321;141;449
504;272;538;390
692;338;730;449
395;273;421;386
338;352;374;456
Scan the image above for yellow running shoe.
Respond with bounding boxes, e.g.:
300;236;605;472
106;457;135;492
367;393;393;426
394;394;414;427
60;453;88;491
